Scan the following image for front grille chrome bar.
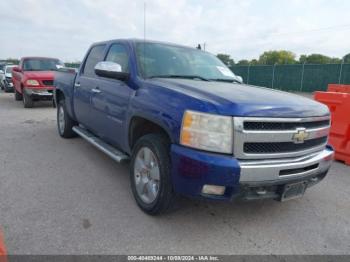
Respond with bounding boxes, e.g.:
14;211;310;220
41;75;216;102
233;116;331;160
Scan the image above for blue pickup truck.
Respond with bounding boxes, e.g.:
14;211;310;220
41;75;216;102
54;39;334;215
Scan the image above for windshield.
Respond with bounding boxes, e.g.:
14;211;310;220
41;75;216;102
23;58;64;71
135;42;237;80
5;66;14;74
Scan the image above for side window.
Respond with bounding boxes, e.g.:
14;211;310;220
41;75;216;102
83;45;106;77
105;44;129;73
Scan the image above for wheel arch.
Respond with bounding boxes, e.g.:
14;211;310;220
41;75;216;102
128;115;174;151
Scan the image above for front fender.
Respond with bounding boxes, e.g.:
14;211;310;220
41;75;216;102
124;81;219;153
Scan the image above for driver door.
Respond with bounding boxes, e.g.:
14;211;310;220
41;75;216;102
90;43;133;149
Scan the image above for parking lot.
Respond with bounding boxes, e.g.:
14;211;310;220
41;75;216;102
0;90;349;255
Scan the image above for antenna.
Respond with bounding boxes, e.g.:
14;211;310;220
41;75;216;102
143;1;146;76
144;2;146;41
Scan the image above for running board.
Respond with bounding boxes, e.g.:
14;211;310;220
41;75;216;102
72;126;129;163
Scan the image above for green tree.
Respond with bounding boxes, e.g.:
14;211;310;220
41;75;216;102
250;59;259;65
259;50;296;65
303;54;337;64
330;57;342;64
216;54;235;67
5;58;19;65
237;59;250;65
299;55;307;64
343;53;350;63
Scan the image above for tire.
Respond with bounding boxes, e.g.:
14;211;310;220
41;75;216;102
15;89;23;101
5;87;13;93
57;99;77;138
23;91;34;108
130;134;175;215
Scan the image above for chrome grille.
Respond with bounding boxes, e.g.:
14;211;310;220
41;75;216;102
244;136;328;154
244;120;330;131
233;116;330;160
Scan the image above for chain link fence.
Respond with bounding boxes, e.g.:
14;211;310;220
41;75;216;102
230;63;350;92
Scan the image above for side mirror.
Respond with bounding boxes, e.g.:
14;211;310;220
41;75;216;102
235;75;243;83
94;61;129;81
12;66;21;73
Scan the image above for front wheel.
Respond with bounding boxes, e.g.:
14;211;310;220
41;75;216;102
130;134;175;215
57;99;77;138
23;92;34;108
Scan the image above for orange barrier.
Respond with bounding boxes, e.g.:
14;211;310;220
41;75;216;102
314;91;350;165
328;84;350;94
0;228;7;262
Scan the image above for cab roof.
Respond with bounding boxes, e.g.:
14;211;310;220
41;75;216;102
91;38;197;50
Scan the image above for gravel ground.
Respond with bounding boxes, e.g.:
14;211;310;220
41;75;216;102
0;91;349;255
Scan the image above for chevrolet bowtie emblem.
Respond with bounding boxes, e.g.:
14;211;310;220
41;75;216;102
293;128;309;144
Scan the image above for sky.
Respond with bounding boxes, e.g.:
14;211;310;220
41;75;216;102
0;0;349;62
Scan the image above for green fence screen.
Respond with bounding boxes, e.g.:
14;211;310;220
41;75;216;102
64;63;81;69
230;64;350;92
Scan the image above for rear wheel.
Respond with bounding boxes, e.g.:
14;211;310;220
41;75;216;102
15;89;23;101
130;134;174;215
23;91;34;108
57;99;77;138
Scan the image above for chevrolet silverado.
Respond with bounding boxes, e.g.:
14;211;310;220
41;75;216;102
54;39;333;215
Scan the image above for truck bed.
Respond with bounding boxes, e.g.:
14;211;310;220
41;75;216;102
54;68;77;90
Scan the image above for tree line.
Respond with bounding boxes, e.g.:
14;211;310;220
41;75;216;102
217;51;350;66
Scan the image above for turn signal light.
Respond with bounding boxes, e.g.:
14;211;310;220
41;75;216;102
202;185;226;195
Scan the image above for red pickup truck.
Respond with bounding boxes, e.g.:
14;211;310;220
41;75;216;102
12;57;64;108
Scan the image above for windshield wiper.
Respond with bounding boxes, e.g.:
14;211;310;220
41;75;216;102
148;74;209;81
209;78;242;84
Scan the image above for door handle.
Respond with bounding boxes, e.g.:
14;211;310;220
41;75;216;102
91;88;101;94
74;82;81;87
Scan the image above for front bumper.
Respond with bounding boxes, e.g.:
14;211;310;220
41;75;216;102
171;144;333;200
24;88;53;100
3;81;14;92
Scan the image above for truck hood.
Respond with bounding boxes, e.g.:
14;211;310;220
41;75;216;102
148;78;329;117
23;71;55;79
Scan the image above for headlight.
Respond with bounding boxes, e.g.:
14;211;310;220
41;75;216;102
180;110;233;154
26;79;40;86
